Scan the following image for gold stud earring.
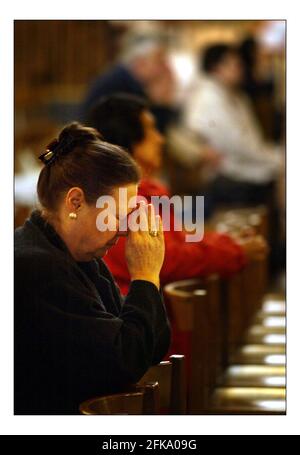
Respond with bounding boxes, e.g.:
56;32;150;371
69;212;77;220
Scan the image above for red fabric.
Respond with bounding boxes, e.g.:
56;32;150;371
103;178;247;361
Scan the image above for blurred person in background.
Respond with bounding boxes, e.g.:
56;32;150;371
87;94;269;293
238;36;284;142
87;93;268;360
182;43;284;274
81;32;178;133
182;43;283;209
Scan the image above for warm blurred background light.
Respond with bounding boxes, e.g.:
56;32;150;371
14;20;285;227
14;22;286;414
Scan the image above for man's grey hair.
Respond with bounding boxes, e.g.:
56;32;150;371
121;32;168;63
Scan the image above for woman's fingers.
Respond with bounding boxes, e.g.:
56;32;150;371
125;203;165;289
148;204;157;233
129;202;162;237
156;214;163;236
138;201;149;233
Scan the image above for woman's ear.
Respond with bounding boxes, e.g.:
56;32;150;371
65;187;85;212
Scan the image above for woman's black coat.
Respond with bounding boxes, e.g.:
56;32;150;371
14;211;171;414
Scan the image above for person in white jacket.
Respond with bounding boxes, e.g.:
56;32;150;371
182;43;284;273
183;43;283;206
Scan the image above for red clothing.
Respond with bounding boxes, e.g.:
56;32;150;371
104;178;247;362
104;178;246;295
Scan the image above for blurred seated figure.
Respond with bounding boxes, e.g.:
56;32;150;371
182;43;283;209
87;94;268;361
87;94;268;294
238;36;284;142
81;32;177;133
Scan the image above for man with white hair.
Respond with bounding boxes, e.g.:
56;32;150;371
81;32;177;132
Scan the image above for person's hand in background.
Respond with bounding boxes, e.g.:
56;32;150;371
232;227;269;262
200;145;222;170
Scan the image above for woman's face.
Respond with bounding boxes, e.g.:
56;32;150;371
132;110;164;175
65;183;138;261
216;53;244;87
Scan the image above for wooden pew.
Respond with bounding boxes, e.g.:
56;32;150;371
240;257;268;330
220;271;244;366
137;354;187;415
79;383;159;415
163;266;268;413
80;355;187;415
164;276;221;414
210;205;269;346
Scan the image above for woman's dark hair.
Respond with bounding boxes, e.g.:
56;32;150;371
87;93;149;154
201;43;238;73
37;122;140;211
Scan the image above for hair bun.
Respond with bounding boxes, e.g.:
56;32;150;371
58;122;102;145
39;122;102;166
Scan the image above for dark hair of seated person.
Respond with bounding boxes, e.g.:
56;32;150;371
201;43;238;73
86;93;149;154
37;121;140;212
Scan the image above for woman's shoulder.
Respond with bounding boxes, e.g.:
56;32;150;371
15;222;48;258
14;221;70;278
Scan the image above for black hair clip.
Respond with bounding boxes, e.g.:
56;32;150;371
38;139;60;165
38;136;76;166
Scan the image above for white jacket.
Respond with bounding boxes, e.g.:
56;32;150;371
183;76;282;184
